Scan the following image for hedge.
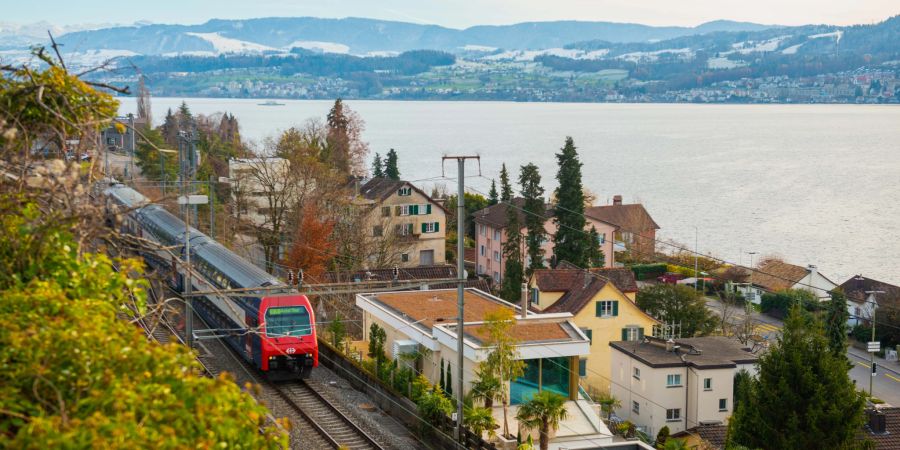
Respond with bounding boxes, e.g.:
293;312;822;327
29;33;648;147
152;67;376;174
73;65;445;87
630;263;667;280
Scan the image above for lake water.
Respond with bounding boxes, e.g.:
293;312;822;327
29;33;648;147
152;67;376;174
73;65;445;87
118;98;900;285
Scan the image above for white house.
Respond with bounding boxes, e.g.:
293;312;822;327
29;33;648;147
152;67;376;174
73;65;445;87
738;260;838;304
838;275;900;327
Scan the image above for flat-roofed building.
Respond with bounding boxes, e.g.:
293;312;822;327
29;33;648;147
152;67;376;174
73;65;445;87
356;288;614;447
609;337;759;438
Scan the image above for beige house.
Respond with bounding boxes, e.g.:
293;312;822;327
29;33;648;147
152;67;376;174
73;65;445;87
356;178;447;267
609;337;758;437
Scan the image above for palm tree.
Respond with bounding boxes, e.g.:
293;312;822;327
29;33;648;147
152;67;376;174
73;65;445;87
464;405;497;439
663;438;689;450
515;391;569;450
470;366;502;409
595;391;621;422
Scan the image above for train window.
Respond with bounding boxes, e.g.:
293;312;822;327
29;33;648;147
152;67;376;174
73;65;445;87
263;306;312;338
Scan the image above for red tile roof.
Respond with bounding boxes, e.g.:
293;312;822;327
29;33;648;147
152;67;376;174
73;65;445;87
585;203;659;232
839;276;900;308
751;260;810;292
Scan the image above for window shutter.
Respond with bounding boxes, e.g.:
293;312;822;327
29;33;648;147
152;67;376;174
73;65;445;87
578;359;587;377
395;206;402;215
596;302;602;317
434;222;439;232
421;222;427;233
621;328;628;341
638;328;644;339
613;301;619;316
426;204;432;214
585;329;592;344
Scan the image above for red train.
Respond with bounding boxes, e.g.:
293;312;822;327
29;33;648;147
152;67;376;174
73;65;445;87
105;183;318;379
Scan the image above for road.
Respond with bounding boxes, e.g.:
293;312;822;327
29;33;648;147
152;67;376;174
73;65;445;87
705;297;900;406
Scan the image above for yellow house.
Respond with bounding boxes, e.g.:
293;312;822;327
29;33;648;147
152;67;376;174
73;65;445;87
528;268;659;394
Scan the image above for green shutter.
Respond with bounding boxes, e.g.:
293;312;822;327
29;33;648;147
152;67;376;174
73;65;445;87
434;222;439;232
613;301;619;316
578;359;587;377
412;205;419;215
596;302;602;317
585;329;592;344
638;328;644;339
426;204;432;214
421;223;427;233
622;328;628;341
395;206;402;215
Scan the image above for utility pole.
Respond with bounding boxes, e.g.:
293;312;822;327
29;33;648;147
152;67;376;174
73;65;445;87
864;285;884;397
442;155;480;443
178;130;201;349
694;226;699;293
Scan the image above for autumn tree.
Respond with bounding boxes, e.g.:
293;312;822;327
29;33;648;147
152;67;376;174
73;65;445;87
284;203;335;281
519;163;546;275
325;98;369;176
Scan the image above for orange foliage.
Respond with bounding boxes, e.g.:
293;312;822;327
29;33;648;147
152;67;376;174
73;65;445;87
284;204;335;281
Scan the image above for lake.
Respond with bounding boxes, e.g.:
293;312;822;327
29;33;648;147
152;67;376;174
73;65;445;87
118;98;900;285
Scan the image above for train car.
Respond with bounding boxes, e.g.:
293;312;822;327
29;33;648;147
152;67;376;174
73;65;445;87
103;183;318;379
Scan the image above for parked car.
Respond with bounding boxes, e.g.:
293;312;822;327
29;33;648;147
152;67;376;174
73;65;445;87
657;272;686;284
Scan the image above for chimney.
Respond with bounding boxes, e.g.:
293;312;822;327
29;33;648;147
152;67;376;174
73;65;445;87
868;410;887;434
613;195;623;206
666;339;676;352
521;282;529;319
807;264;818;280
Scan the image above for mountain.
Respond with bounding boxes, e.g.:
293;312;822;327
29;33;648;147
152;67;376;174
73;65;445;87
40;17;781;56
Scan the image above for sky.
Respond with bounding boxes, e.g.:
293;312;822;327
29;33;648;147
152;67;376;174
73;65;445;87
3;0;898;29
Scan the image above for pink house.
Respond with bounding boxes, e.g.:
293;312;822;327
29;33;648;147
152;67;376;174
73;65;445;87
473;195;659;283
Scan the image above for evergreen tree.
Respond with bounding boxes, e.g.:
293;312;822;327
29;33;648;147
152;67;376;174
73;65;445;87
499;164;513;202
552;137;588;267
385;148;400;180
446;362;453;397
824;289;850;360
586;225;605;268
519;164;546;276
440;359;446;391
372;152;384;178
488;179;499;206
326;98;351;174
500;199;524;302
727;306;866;449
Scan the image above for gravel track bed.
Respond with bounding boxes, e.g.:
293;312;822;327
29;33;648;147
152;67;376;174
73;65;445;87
307;365;424;450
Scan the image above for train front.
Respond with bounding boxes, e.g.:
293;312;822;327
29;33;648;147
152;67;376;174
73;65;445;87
259;295;318;380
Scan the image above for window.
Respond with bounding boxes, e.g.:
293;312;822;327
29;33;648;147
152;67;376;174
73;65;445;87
478;264;484;274
598;233;606;244
666;408;681;421
401;253;409;262
419;204;432;215
396;223;414;236
596;300;619;317
398;186;411;196
493;250;500;262
633;367;640;380
578;359;587;377
493;271;500;283
480;224;486;236
373;225;383;237
666;374;682;387
632;401;640;414
581;328;592;344
493;229;501;240
622;326;644;341
422;222;439;233
531;288;540;305
719;398;728;411
397;205;410;216
703;378;712;390
264;306;312;337
480;245;485;256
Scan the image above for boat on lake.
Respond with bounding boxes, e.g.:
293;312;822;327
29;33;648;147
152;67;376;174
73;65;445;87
258;100;285;106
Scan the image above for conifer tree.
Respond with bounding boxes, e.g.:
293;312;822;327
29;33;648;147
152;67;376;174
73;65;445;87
488;179;499;206
501;196;524;302
326;98;351;173
499;164;513;202
372;152;384;178
519;163;546;276
727;306;865;449
446;362;453;397
552;137;588;267
586;225;605;268
824;289;850;360
440;358;446;391
385;148;400;180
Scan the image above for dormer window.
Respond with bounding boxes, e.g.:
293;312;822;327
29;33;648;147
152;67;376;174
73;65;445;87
398;186;411;196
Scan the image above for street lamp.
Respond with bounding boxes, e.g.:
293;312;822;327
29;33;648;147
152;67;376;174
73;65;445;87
694;226;699;292
856;275;884;397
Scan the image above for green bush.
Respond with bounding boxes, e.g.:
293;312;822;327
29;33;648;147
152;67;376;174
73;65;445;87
630;263;667;280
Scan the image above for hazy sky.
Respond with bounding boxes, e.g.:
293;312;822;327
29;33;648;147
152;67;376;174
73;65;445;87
5;0;898;28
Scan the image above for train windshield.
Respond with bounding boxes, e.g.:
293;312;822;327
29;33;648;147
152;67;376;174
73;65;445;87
264;306;313;338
